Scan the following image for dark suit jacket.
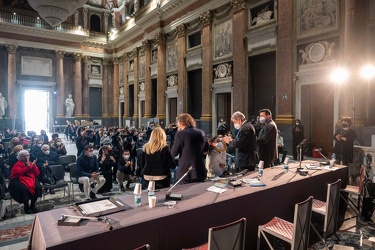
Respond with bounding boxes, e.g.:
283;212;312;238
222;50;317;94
257;119;278;167
231;120;258;170
171;126;209;182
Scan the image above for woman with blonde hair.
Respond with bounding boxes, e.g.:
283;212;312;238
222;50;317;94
141;127;176;189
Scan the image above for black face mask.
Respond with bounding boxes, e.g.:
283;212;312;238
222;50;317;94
342;124;348;128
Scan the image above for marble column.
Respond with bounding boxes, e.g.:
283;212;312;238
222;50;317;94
339;0;367;126
6;44;17;120
55;50;65;118
104;12;109;34
177;24;187;114
112;57;120;118
133;48;139;119
123;53;129;118
102;58;110;117
143;40;152;118
74;11;79;27
73;53;83;118
275;0;294;124
156;33;166;120
231;0;248;114
82;55;90;118
200;10;212;123
83;8;88;29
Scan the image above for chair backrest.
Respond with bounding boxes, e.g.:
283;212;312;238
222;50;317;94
59;155;77;167
133;244;150;250
291;196;313;250
69;163;78;184
323;179;341;238
49;165;65;180
208;217;246;250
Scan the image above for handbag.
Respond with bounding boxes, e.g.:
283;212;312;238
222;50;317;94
40;166;58;185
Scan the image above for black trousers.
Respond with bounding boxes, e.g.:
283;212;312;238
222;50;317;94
8;179;42;206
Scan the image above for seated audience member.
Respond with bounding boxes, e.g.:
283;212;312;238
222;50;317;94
205;136;227;178
49;133;59;146
30;139;43;159
36;145;60;194
39;130;49;144
76;145;105;200
0;134;6;155
8;150;42;214
97;145;115;193
276;130;288;165
50;138;67;156
8;145;24;171
18;133;31;148
7;137;20;156
100;130;112;146
141;127;176;189
117;149;137;191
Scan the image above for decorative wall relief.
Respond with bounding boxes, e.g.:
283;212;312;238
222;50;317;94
21;56;52;77
139;55;145;79
297;0;338;39
299;41;335;66
119;63;124;83
250;2;274;27
152;49;158;63
214;63;232;79
167;42;178;72
139;82;145;92
90;64;102;76
214;18;232;59
167;75;178;87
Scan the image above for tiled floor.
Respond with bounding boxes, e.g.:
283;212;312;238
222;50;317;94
0;134;374;249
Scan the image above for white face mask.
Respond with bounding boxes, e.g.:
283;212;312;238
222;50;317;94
56;142;62;146
234;123;241;130
259;117;267;123
216;142;223;149
37;143;42;147
124;155;130;159
44;150;50;155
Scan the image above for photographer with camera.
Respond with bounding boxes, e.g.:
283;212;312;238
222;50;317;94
75;127;96;157
165;123;178;147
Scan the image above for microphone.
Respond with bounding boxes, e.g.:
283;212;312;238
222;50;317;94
166;166;193;201
314;148;322;152
297;139;307;148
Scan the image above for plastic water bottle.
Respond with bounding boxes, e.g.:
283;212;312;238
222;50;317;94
332;153;336;161
148;190;154;196
284;164;289;173
258;161;264;177
134;194;141;207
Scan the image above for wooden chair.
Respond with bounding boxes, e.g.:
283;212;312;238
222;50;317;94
311;179;341;249
340;165;365;217
257;196;313;250
184;217;246;250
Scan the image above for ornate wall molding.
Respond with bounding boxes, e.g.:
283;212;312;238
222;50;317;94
155;33;165;45
102;58;110;65
167;75;178;87
214;63;232;79
200;10;212;27
112;57;119;64
5;44;18;53
176;24;186;38
82;55;90;63
299;41;335;66
73;53;83;61
55;50;66;59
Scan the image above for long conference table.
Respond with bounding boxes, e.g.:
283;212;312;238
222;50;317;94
28;162;348;250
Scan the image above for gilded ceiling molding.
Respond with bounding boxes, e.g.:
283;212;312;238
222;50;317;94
176;24;186;38
5;44;18;53
231;0;246;13
200;10;212;27
55;50;66;59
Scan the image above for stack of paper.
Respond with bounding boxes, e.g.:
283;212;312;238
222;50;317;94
207;185;227;194
242;178;266;187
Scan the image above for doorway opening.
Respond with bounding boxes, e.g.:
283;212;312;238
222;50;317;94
216;93;231;133
24;89;50;133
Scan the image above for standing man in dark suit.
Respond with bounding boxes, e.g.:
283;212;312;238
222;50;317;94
257;109;278;168
222;111;259;171
171;113;209;183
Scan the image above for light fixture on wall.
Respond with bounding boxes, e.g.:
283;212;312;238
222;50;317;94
28;0;88;27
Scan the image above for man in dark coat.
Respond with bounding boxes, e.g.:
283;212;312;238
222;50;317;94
257;109;278;168
223;111;259;171
171;113;209;183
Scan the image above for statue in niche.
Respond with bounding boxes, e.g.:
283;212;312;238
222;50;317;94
65;94;75;118
152;50;157;62
252;5;273;26
106;0;114;10
0;93;7;118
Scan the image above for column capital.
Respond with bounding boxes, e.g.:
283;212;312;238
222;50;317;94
102;58;110;65
200;10;212;27
112;57;119;65
231;0;246;13
83;8;88;14
104;12;110;18
132;47;139;57
73;53;83;62
82;55;90;63
155;33;165;45
142;39;152;49
55;50;65;59
123;53;129;61
176;24;186;38
5;44;17;54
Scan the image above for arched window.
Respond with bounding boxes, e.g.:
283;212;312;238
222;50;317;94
90;14;101;32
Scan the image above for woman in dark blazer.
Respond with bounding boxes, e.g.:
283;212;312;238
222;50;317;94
171;113;209;183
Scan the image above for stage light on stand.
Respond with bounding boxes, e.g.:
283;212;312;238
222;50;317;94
360;65;375;80
330;67;349;84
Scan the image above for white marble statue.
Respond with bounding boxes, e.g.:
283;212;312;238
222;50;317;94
0;93;7;118
65;94;75;118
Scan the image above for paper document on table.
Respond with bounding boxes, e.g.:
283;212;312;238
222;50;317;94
322;166;339;171
242;178;266;187
207;185;227;194
305;164;322;170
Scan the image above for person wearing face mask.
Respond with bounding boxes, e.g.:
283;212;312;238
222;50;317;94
117;149;137;191
35;145;60;194
292;119;305;160
97;145;116;193
50;139;67;156
100;131;112;146
257;109;278;168
333;117;357;166
7;137;20;156
77;145;106;199
39;130;49;144
30;140;43;159
205;136;227;178
222;111;259;172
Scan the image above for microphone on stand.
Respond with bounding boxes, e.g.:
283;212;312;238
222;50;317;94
166;166;193;201
297;139;308;173
314;148;329;165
